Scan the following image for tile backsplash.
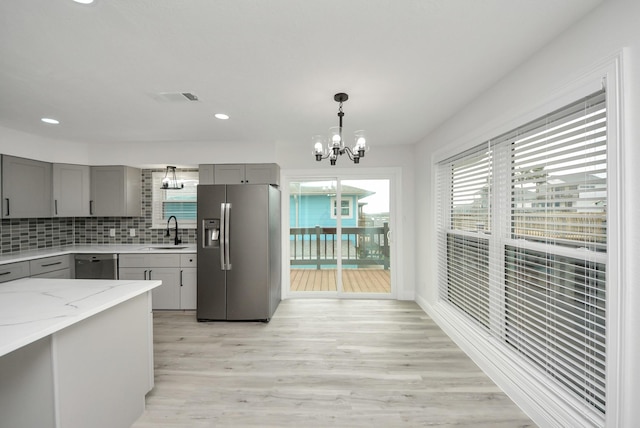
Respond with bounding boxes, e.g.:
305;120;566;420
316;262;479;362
0;218;75;254
0;168;197;254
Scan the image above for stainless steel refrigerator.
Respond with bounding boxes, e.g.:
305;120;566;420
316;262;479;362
196;184;281;321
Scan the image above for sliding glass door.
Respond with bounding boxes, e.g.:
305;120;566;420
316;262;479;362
340;179;390;294
289;180;338;292
288;177;391;297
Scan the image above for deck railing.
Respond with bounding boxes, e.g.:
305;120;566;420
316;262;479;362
290;223;390;270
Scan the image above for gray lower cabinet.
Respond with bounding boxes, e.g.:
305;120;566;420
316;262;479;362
1;255;72;283
179;254;197;310
0;261;30;283
1;155;52;218
119;253;196;310
30;255;72;279
53;163;90;217
90;166;141;217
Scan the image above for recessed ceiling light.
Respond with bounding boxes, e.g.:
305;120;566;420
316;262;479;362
73;0;94;4
214;113;229;120
41;118;60;125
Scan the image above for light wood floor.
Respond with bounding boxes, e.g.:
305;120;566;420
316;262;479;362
132;300;535;427
290;268;391;293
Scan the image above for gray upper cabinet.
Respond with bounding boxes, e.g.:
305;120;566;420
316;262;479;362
90;166;141;217
53;163;90;217
209;163;280;185
198;164;215;185
213;164;245;184
1;155;52;218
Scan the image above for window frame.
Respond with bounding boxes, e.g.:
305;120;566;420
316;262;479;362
436;89;609;425
330;197;353;219
151;170;199;229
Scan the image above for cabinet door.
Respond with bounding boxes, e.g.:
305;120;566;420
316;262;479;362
148;268;181;310
2;155;52;218
213;164;245;184
245;163;280;185
180;268;197;310
91;167;125;216
119;261;181;310
198;164;215;185
53;164;90;217
90;166;141;217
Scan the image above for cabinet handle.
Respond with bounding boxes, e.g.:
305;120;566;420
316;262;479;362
55;200;58;215
0;271;11;276
89;200;94;215
180;269;183;287
144;269;147;280
5;198;9;216
42;261;62;267
148;269;152;279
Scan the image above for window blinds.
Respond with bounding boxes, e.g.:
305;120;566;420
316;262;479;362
511;92;607;251
437;144;492;328
437;89;607;424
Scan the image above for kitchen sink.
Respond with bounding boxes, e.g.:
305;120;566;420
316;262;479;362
148;246;189;250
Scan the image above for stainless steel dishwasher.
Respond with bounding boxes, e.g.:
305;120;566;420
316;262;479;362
74;254;118;279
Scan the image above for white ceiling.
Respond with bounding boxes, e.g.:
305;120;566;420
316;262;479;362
0;0;603;150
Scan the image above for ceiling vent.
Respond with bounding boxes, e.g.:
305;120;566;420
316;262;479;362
154;92;200;102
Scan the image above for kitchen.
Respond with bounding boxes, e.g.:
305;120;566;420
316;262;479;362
2;0;640;427
0;158;283;427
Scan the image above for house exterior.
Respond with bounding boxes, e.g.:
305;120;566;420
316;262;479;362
289;182;374;229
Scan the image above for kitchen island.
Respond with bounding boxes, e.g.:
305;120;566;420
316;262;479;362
0;278;161;428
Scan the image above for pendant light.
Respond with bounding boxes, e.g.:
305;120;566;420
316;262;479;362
161;166;184;190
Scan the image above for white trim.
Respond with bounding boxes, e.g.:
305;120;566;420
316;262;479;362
602;49;624;428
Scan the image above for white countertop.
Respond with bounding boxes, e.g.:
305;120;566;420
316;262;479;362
0;243;197;265
0;278;161;357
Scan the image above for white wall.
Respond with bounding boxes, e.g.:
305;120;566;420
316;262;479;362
86;140;278;168
0;126;90;164
414;0;639;425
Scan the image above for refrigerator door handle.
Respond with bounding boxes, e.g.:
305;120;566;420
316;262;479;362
220;202;226;270
225;202;232;270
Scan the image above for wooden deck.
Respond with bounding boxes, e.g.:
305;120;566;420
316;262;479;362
290;268;391;293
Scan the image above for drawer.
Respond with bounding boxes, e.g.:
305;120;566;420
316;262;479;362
32;267;72;279
0;261;30;283
119;253;180;268
180;254;197;267
30;255;71;276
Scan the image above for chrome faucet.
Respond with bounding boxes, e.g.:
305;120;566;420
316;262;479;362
166;216;182;245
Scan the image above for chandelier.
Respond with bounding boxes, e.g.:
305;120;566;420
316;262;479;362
313;93;367;165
